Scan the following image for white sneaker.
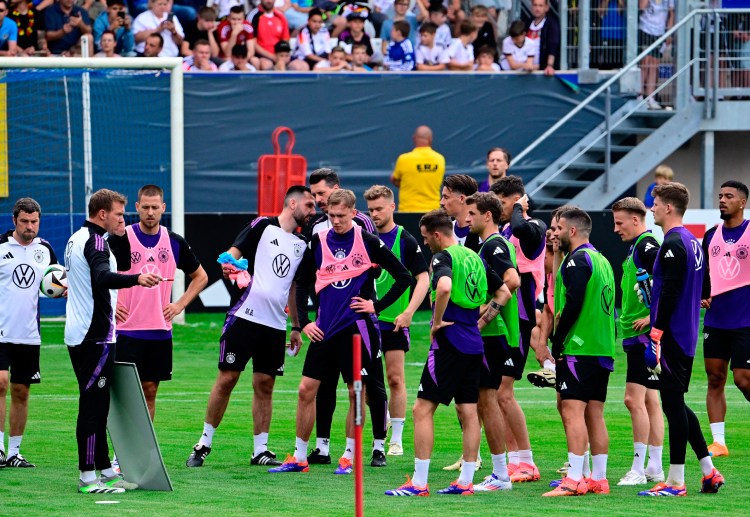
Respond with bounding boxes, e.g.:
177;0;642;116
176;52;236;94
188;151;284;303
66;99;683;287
645;469;665;483
617;470;648;486
387;443;403;456
647;98;662;110
474;473;513;491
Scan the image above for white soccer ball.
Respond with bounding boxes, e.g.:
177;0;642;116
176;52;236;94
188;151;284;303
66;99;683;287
40;264;68;298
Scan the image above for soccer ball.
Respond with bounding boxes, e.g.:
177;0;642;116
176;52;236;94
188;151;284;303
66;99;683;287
40;264;68;298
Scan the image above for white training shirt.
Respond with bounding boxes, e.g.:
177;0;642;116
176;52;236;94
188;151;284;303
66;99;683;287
500;35;537;70
527;17;545;66
639;0;675;36
132;9;185;57
416;44;449;65
435;23;452;48
446;38;474;64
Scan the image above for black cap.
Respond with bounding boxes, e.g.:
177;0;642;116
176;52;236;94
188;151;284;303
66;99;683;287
274;40;291;53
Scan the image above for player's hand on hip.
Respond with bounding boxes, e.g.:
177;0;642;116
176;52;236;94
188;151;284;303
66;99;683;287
393;311;413;331
163;302;184;322
138;273;162;288
430;320;453;340
115;303;129;323
303;322;325;342
632;316;650;332
350;296;375;314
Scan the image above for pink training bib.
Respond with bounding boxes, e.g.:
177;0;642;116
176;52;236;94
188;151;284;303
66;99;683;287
505;219;545;300
708;222;750;297
315;225;373;294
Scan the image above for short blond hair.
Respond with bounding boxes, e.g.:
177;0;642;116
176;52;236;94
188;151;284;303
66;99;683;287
611;197;647;219
327;189;356;209
363;185;394;202
654;164;674;180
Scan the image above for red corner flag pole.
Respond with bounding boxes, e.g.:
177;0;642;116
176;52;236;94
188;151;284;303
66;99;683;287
353;335;364;517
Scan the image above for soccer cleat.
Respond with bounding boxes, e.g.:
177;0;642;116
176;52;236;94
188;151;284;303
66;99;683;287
0;449;6;468
251;450;282;466
443;456;463;471
186;443;211;467
371;449;387;467
438;481;474;495
307;448;332;465
527;368;556;388
387;443;403;456
645;469;665;483
5;454;35;468
618;470;648;486
100;473;138;490
474;473;513;491
586;477;610;494
267;454;309;473
335;457;353;475
556;461;571;474
385;475;429;497
700;467;725;494
638;482;686;496
542;477;588;497
78;480;125;494
510;462;540;483
708;442;730;458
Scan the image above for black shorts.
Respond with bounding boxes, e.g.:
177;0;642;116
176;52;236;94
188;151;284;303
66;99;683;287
380;323;410;353
557;356;611;403
659;339;694;393
639;30;661;57
0;343;41;385
115;334;173;382
302;315;381;384
626;346;660;390
220;317;286;377
703;326;750;371
418;333;482;406
480;335;506;390
500;339;526;381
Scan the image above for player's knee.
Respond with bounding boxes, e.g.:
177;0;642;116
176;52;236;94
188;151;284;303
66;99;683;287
732;372;750;394
706;371;727;390
386;371;404;390
0;377;8;395
253;376;275;397
10;383;29;403
298;380;318;403
216;370;240;392
623;393;643;413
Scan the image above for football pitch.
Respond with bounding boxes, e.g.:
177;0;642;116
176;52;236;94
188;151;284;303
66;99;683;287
3;312;748;516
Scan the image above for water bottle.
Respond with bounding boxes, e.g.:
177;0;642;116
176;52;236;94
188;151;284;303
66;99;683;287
636;268;652;308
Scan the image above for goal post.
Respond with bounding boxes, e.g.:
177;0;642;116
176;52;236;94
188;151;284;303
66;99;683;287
0;57;186;320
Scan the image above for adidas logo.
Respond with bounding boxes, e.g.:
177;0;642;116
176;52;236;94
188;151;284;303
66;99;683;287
559;382;568;390
342;265;349;271
277;365;285;372
644;243;656;252
271;239;279;246
493;247;503;255
704;333;709;339
504;358;514;367
31;372;41;380
665;250;675;258
147;256;155;262
567;260;576;267
418;383;423;392
634;453;640;458
1;252;13;260
202;433;208;437
648;374;659;381
432;258;440;265
361;368;368;375
376;349;382;359
323;439;329;445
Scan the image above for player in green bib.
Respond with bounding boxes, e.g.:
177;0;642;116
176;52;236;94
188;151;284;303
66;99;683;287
544;208;616;497
364;186;429;457
612;197;665;486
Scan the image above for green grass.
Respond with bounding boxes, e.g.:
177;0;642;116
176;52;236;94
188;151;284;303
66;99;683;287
3;312;749;515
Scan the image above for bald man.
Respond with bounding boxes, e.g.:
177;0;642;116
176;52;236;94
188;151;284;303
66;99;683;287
390;126;446;213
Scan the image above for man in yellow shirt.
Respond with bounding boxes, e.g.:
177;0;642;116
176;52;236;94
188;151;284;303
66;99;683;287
390;126;446;212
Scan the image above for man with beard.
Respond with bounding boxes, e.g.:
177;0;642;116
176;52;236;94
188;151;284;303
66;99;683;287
478;148;511;192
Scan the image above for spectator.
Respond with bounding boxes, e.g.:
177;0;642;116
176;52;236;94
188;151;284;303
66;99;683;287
474;44;499;70
45;0;93;55
276;0;310;30
643;163;674;208
593;0;625;69
140;30;161;55
446;19;476;71
478;147;511;191
428;4;450;48
217;5;254;60
80;0;107;21
350;41;372;71
247;0;289;70
638;0;674;109
218;42;256;70
338;8;373;62
206;0;249;20
183;38;218;69
383;19;415;71
181;6;218;57
390;125;446;212
470;4;496;59
289;7;328;71
469;0;503;23
500;19;534;70
129;0;195;29
272;38;290;70
416;21;448;70
94;27;118;54
0;0;18;55
132;0;184;57
93;0;133;55
733;14;750;88
9;0;49;55
313;45;348;71
380;0;418;55
527;0;560;75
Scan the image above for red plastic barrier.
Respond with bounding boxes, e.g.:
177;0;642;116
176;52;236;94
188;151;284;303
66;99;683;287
257;127;307;216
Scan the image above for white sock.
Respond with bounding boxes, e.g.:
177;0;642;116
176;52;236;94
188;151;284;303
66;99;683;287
253;432;269;456
343;437;355;460
8;435;22;458
294;437;308;462
373;439;385;453
666;464;685;486
316;437;330;456
491;453;510;481
631;442;647;475
710;422;726;445
413;458;430;487
508;450;519;466
699;456;715;476
100;467;116;478
518;449;534;466
543;359;556;372
647;445;663;474
591;454;608;481
80;470;97;484
199;422;215;448
0;430;4;451
567;453;585;482
582;450;591;477
390;418;405;445
458;461;476;485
